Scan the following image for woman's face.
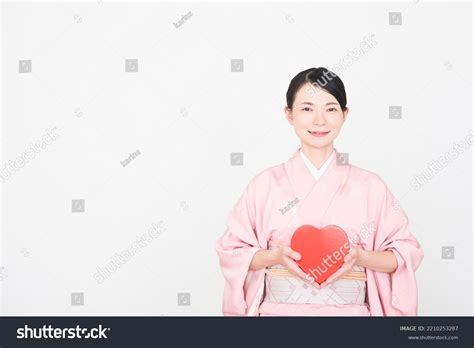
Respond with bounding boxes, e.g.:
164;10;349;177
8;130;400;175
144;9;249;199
285;82;349;150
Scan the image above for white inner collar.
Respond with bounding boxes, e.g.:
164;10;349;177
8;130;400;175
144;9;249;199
299;148;335;180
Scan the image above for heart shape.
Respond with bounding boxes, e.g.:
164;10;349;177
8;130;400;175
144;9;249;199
290;224;351;284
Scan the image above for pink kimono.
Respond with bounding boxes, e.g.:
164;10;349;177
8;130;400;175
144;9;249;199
215;148;424;316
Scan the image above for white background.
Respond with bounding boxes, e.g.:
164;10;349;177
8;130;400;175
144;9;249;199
1;0;472;315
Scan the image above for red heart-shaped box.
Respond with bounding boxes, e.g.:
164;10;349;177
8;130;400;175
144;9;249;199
290;225;351;284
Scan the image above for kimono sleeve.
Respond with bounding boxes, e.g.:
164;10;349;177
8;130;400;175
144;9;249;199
372;178;424;315
215;176;267;316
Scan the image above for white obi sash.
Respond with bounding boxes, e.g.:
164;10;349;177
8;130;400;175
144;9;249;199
262;244;367;305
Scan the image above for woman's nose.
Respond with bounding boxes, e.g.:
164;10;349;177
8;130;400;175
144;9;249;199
312;110;326;125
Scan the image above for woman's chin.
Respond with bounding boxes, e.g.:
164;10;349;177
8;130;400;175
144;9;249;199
304;136;332;148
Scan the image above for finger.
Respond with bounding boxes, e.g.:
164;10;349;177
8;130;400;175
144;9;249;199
303;270;324;289
320;276;337;288
311;279;321;289
323;266;349;286
302;272;321;289
345;250;358;263
292;264;309;280
318;280;327;288
285;260;312;282
304;273;319;287
296;272;321;289
338;263;353;275
286;249;301;261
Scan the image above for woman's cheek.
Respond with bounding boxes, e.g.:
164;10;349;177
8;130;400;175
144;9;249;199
330;130;341;141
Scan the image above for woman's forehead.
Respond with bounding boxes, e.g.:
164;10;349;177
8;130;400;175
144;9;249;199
294;83;338;104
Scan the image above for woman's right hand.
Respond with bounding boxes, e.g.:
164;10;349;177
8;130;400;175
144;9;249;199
271;245;319;287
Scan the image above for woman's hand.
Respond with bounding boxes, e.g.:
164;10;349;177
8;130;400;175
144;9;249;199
312;247;398;288
271;245;320;288
318;246;362;288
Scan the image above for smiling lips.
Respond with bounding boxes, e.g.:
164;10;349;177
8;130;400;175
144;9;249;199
308;130;330;137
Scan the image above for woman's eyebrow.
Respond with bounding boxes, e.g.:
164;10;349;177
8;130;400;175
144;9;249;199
300;101;338;106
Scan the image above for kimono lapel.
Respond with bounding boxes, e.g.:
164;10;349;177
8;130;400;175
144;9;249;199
283;147;351;225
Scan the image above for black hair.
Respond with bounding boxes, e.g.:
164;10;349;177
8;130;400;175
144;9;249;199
286;67;347;111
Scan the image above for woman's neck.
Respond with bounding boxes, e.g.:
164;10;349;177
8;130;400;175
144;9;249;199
300;144;335;170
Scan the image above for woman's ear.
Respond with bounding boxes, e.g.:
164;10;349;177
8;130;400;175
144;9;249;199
284;106;294;125
342;107;349;122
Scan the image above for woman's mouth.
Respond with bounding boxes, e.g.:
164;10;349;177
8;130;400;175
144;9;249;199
308;130;330;137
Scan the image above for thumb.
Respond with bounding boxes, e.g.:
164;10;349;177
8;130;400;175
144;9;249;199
291;250;301;260
344;254;352;263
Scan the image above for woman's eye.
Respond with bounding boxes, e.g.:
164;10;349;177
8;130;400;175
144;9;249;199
327;107;337;112
302;107;312;112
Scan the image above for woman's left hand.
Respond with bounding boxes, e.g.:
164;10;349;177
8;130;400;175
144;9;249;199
318;246;364;288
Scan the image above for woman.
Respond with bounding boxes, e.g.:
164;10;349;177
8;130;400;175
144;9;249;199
215;67;424;316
